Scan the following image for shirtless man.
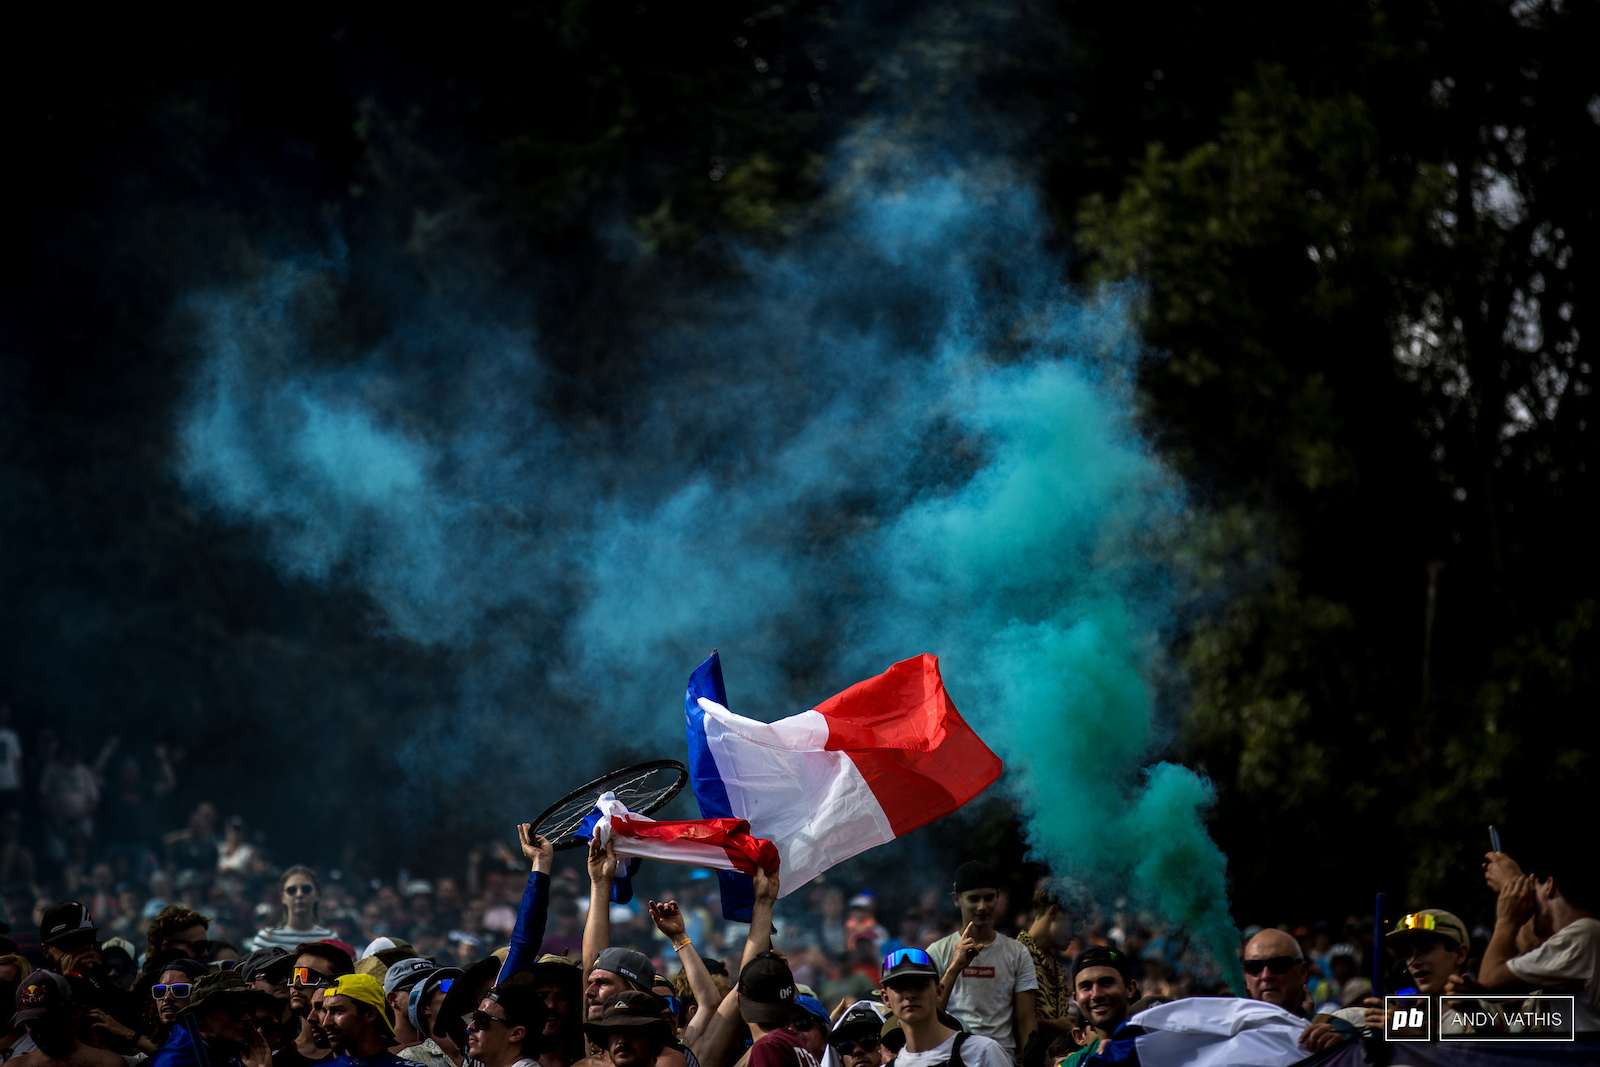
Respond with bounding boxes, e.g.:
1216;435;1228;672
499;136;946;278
9;972;123;1067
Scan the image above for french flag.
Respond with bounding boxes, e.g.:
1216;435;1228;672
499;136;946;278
589;792;780;875
685;652;1002;919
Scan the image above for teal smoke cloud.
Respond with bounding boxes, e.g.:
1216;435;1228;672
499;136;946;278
176;162;1243;985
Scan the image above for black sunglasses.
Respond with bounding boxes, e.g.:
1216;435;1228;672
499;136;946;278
791;1014;818;1032
284;884;317;896
835;1035;881;1055
464;1011;506;1032
1241;955;1306;976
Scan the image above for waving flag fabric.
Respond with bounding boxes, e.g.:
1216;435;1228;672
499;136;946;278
685;652;1002;916
586;791;780;875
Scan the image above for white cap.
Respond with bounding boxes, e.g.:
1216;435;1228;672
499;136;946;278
360;936;400;960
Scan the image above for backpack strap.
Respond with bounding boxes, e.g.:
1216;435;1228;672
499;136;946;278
948;1032;969;1067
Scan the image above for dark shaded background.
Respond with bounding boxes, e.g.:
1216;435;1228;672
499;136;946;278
2;0;1594;928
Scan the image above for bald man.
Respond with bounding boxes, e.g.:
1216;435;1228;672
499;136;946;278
1241;930;1310;1017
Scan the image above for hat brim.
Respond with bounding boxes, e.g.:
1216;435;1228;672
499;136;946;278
740;999;795;1028
527;960;583;995
584;1018;672;1042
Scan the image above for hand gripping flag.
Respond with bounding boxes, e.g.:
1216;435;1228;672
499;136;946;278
685;652;1002;920
585;791;780;874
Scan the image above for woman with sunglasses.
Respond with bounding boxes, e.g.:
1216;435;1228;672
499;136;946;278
253;867;336;953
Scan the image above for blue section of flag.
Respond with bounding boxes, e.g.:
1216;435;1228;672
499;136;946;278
686;651;755;922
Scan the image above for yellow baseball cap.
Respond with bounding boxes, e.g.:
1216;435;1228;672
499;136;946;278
327;973;395;1033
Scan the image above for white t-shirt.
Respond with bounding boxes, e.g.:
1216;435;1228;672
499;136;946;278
928;931;1038;1057
0;728;21;791
1507;916;1600;1032
895;1032;1011;1067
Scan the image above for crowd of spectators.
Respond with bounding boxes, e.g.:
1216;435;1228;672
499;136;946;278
1;711;1595;1067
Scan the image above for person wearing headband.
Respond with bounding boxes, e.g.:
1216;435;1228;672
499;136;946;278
927;862;1037;1061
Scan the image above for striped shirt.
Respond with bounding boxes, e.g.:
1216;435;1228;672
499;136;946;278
253;923;337;952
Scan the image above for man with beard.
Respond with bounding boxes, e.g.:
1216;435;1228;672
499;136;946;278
321;975;407;1067
35;905;139;1034
8;972;123;1067
240;948;296;1047
525;956;583;1067
1059;948;1135;1067
276;944;352;1067
466;984;545;1067
151;972;276;1067
582;993;669;1067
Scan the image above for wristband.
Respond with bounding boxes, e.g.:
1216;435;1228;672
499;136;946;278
673;937;693;951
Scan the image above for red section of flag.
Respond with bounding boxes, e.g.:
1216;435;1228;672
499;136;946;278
814;654;1003;837
611;814;781;874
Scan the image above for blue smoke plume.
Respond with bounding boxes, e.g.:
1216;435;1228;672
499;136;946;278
176;158;1243;985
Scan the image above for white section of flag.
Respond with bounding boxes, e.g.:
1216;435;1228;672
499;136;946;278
1130;998;1311;1067
696;698;896;895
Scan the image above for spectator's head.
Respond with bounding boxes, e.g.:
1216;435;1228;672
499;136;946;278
280;866;322;928
321;973;393;1054
148;905;212;962
1387;910;1468;995
154;959;209;1026
238;947;294;1009
585;947;651;1022
1326;944;1359;984
829;1002;889;1067
16;970;76;1056
289;941;353;1017
1071;947;1135;1036
383;957;435;1028
470;982;547;1067
408;965;462;1043
0;954;33;984
737;951;796;1034
1524;845;1599;934
1031;879;1089;950
38;901;97;969
190;802;219;838
648;974;680;1036
792;992;832;1061
880;947;942;1031
583;991;668;1067
950;862;1000;933
1241;929;1307;1010
181;972;278;1055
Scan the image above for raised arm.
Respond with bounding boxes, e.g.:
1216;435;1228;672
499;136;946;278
1478;874;1537;989
581;833;618;977
741;866;780;970
497;824;554;983
688;987;747;1067
651;899;723;1047
937;924;981;1010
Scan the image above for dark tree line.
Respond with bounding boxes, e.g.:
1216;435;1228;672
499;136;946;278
1;1;1593;922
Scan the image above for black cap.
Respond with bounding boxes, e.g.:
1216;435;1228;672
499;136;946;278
238;947;293;985
952;862;998;894
593;947;652;989
15;972;71;1022
1071;946;1131;982
737;951;796;1028
40;902;96;947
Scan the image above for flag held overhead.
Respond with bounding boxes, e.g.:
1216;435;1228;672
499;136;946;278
684;652;1002;911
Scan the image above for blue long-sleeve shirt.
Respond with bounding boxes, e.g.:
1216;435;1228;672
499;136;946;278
495;870;550;984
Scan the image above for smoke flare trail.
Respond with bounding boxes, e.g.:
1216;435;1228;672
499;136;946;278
177;160;1243;985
